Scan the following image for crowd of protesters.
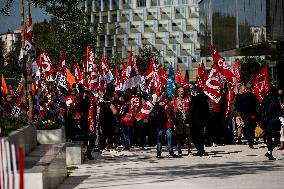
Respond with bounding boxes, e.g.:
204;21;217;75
1;81;284;161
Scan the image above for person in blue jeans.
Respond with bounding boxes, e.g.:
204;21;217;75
154;96;176;158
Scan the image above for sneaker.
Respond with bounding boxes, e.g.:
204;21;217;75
122;147;130;151
265;152;276;160
212;143;217;147
86;154;94;160
192;151;204;157
237;140;243;145
249;145;257;149
168;153;178;158
278;146;284;150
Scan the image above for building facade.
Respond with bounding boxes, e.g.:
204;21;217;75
199;0;284;88
0;30;21;58
87;0;201;80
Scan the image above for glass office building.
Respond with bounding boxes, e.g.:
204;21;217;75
199;0;284;88
84;0;201;80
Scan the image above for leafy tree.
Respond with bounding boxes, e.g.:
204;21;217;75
31;0;97;67
137;45;160;74
2;35;23;86
239;56;268;84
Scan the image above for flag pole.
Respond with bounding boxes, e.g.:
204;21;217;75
26;0;33;121
20;0;28;121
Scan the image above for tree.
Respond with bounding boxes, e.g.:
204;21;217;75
239;56;268;84
31;0;97;67
2;35;23;86
137;45;160;74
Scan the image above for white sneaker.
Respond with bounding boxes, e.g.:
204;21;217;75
212;143;217;147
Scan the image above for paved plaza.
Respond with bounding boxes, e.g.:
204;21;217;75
58;142;284;189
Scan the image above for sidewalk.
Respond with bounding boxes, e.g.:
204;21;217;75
58;142;284;189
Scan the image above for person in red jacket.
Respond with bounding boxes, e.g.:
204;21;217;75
171;86;191;156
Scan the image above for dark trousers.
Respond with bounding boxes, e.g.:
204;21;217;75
191;124;205;153
243;118;256;146
266;131;280;152
134;121;146;147
100;125;114;149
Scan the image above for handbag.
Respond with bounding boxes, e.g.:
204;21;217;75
255;123;265;138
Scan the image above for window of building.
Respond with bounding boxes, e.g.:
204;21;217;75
137;0;146;7
175;7;185;14
95;0;101;9
178;0;188;5
151;0;160;6
164;0;173;5
172;23;177;26
172;45;176;51
99;36;105;41
103;0;109;9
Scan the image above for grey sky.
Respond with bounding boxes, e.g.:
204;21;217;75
0;1;50;34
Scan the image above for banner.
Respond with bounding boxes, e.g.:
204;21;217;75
136;92;161;121
197;61;207;90
167;64;176;97
175;65;183;84
210;45;235;88
55;53;67;89
233;59;241;83
39;51;55;79
203;63;221;103
23;11;35;55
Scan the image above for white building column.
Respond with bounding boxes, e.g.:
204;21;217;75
101;0;104;11
109;0;113;10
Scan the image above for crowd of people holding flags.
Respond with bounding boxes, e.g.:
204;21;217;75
1;44;284;161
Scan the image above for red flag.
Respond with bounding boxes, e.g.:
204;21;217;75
122;62;127;82
183;70;189;89
210;45;235;88
39;50;55;79
248;66;270;95
136;92;162;121
144;57;160;93
136;55;141;75
73;63;82;85
197;61;207;90
100;55;114;86
88;98;95;134
175;65;183;84
158;67;168;89
225;88;235;118
203;63;221;103
252;78;264;103
23;9;35;55
115;65;123;91
127;47;134;78
86;46;95;72
55;53;67;89
233;59;241;83
90;65;99;90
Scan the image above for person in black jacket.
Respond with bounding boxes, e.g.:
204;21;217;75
189;86;209;156
262;87;282;160
236;84;259;149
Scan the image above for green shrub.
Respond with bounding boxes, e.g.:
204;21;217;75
0;117;26;137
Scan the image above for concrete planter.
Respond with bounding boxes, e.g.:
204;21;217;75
6;125;37;156
37;126;66;144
